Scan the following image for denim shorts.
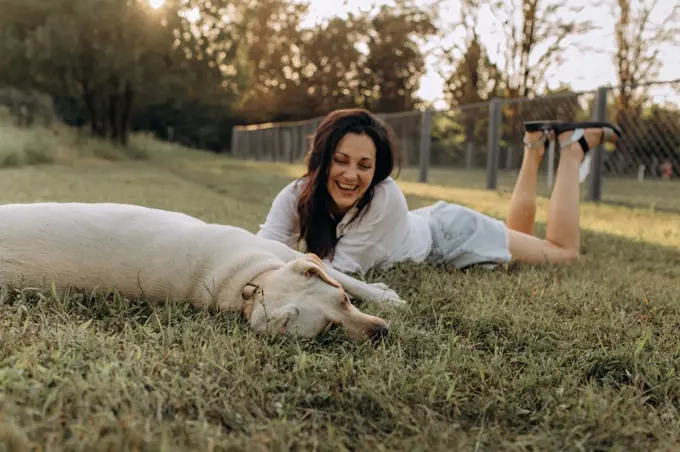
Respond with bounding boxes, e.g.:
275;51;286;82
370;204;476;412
411;201;512;270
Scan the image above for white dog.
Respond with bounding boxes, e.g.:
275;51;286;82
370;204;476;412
0;202;405;340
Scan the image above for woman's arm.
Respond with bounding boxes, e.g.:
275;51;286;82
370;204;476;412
258;231;406;306
256;180;300;249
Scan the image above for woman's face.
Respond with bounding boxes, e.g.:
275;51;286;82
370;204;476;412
326;132;377;216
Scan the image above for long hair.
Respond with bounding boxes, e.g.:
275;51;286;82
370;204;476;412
295;108;400;261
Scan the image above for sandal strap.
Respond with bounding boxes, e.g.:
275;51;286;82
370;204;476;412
558;128;591;154
523;130;549;149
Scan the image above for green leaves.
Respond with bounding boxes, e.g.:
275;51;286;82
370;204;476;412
0;0;441;147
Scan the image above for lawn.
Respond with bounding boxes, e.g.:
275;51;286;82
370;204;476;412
397;166;680;213
1;128;680;451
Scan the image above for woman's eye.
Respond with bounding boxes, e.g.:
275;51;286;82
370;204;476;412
333;158;371;170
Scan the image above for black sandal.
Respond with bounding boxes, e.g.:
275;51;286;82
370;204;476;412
524;120;622;155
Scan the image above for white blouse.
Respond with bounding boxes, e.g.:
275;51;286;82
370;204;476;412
256;176;433;275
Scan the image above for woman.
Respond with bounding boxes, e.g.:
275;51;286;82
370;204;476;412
256;108;621;275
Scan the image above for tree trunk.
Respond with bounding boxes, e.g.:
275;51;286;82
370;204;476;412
119;81;134;147
109;82;120;143
82;81;100;137
98;95;109;139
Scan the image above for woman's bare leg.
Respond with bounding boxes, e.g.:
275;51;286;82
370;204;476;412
506;130;549;234
544;129;587;252
508;126;620;265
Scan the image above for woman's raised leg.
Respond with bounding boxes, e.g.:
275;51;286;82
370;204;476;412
507;121;622;265
506;129;550;235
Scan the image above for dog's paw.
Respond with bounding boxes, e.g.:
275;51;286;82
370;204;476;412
369;282;390;291
378;287;406;306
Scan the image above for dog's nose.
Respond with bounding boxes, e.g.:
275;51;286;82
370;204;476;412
370;324;389;341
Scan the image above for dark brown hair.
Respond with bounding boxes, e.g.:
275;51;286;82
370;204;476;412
295;108;400;261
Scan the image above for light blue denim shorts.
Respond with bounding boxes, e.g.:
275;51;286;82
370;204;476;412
411;201;512;270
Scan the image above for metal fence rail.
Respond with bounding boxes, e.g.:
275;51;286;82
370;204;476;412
231;80;680;212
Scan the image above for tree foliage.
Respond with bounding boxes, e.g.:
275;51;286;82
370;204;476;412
360;1;439;113
0;0;240;146
611;0;680;113
0;0;676;163
0;0;439;148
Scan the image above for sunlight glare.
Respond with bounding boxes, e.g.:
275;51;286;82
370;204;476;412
149;0;165;9
183;7;201;23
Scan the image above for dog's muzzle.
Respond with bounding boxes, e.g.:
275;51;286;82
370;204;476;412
370;324;389;341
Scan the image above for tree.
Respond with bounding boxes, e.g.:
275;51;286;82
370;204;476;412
438;0;502;167
478;0;595;167
0;0;240;146
1;0;163;144
359;0;439;113
231;0;439;121
241;13;369;122
611;0;679;116
292;16;368;117
612;0;680;107
231;0;310;123
483;0;593;99
604;0;680;175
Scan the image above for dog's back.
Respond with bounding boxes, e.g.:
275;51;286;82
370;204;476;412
0;202;284;310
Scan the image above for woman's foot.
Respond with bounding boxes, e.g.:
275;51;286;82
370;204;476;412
557;126;621;160
558;125;621;182
522;130;550;168
524;120;621;155
525;120;622;183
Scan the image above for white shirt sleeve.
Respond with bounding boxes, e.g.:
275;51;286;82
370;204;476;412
256;180;300;249
326;179;408;275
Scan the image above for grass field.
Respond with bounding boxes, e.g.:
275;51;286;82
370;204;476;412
397;167;680;213
2;124;680;451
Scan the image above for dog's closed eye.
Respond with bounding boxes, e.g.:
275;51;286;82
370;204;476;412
341;293;352;310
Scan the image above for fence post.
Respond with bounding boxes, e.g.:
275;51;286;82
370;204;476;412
230;127;239;157
546;140;556;188
486;97;501;190
418;109;433;183
296;126;302;161
465;141;474;169
304;120;316;155
242;128;249;159
588;86;609;202
273;127;281;161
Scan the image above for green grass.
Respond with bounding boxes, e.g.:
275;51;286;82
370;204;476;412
0;113;152;168
1;134;680;451
398;167;680;213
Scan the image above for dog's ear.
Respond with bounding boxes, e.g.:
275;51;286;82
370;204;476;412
266;303;300;335
296;256;341;288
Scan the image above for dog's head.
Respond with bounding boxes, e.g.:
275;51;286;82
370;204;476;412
242;254;389;341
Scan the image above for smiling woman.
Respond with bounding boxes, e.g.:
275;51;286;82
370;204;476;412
149;0;165;9
257;107;625;278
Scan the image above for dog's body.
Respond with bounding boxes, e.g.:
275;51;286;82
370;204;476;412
0;202;403;339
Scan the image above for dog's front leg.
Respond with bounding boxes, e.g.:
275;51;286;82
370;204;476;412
323;266;406;306
257;238;406;306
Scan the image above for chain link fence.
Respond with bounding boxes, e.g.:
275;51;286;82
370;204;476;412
231;80;680;212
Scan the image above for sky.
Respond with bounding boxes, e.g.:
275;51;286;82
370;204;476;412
301;0;680;109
